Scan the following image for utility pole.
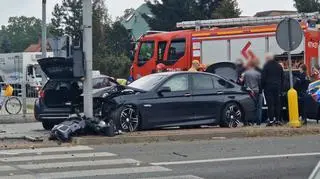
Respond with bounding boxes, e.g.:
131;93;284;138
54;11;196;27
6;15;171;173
83;0;93;118
41;0;47;84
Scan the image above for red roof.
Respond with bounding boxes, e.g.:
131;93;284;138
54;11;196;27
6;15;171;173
24;44;41;52
24;40;51;52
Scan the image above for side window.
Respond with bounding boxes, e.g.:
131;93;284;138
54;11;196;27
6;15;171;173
138;41;155;66
168;39;186;65
212;76;234;89
158;41;167;62
162;75;189;92
192;74;214;90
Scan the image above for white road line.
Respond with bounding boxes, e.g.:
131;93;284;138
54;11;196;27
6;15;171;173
308;161;320;179
0;146;93;155
17;158;140;170
0;165;16;172
139;175;204;179
0;166;171;179
151;152;320;166
0;152;116;162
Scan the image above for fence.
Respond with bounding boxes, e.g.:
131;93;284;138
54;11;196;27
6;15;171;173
0;82;39;122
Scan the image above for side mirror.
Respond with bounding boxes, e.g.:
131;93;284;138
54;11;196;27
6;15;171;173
157;86;171;95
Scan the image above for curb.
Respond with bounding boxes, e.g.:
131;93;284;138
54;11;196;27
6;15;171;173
72;126;320;145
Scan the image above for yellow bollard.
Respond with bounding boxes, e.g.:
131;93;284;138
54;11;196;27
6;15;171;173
287;88;301;128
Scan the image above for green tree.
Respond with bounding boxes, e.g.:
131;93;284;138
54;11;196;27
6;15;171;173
294;0;320;12
143;0;241;31
212;0;241;19
0;36;12;53
2;16;42;52
105;21;131;56
50;0;83;45
50;0;132;78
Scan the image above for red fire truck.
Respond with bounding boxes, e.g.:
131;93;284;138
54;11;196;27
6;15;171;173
130;12;320;80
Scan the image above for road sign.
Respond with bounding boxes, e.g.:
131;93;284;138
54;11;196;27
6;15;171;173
276;18;302;128
276;18;303;51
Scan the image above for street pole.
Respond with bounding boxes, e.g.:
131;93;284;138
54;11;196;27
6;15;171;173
83;0;93;118
286;19;301;128
41;0;47;85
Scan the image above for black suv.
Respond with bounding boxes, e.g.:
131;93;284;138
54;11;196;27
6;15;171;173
34;58;118;130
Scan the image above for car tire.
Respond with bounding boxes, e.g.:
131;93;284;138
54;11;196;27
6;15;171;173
42;122;55;130
220;102;243;128
112;105;140;132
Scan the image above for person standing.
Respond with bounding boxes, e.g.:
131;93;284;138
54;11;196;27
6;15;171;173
235;58;245;85
261;53;284;126
244;59;262;125
295;64;310;124
188;60;200;72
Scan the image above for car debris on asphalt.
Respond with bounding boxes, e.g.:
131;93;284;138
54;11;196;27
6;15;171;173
49;109;119;142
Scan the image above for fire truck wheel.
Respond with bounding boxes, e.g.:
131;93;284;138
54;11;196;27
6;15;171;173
220;103;243;128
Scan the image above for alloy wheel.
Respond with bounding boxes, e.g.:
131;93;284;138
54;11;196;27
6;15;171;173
225;104;242;128
119;107;139;132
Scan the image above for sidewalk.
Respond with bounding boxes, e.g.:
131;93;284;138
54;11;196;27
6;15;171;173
1;122;320;149
0;114;36;124
73;124;320;145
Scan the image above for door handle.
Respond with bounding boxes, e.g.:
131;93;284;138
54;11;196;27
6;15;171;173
184;93;192;97
216;91;224;95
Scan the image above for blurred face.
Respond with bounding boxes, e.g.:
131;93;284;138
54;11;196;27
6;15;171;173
193;62;200;69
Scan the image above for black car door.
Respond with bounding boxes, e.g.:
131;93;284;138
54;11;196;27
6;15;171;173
192;74;229;121
144;74;194;126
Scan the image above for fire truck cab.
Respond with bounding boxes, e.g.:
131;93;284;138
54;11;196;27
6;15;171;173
130;13;320;80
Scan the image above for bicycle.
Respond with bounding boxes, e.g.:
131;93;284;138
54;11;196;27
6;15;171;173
0;96;22;115
0;83;22;115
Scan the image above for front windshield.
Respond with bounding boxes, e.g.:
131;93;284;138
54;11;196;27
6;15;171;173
128;74;167;91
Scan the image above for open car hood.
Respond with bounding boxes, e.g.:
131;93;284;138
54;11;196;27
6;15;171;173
205;62;237;82
38;57;74;79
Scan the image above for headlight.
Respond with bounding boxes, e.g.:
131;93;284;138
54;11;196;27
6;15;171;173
102;93;109;98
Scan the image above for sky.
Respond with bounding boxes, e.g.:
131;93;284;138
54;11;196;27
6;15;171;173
0;0;296;26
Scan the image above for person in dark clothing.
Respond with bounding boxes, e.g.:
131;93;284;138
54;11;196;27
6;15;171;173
70;82;82;109
261;53;284;126
235;58;245;85
295;64;310;124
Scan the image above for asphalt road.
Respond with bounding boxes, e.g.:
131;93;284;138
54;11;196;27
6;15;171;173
0;135;320;179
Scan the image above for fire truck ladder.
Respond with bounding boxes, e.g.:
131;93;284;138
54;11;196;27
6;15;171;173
177;12;320;30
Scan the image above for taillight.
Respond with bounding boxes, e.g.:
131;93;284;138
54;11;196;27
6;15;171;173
39;90;45;98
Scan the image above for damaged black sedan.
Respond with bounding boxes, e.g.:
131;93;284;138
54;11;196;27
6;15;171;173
102;72;256;132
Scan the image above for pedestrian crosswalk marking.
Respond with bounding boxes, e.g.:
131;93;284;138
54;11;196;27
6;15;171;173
139;175;204;179
17;158;140;170
0;152;116;162
0;165;16;172
0;166;171;179
0;145;92;155
0;146;204;179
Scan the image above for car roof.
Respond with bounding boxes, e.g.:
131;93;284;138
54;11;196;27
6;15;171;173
151;71;220;78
